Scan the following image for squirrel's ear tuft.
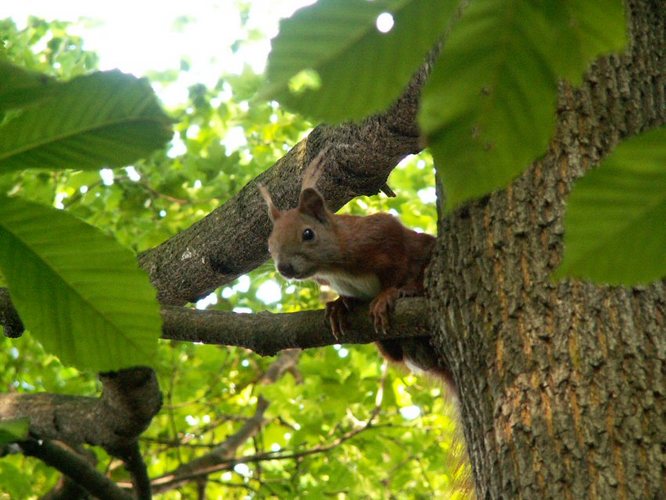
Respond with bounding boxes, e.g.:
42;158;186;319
299;188;328;224
258;184;281;222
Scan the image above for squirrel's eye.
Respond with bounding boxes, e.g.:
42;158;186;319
302;228;315;241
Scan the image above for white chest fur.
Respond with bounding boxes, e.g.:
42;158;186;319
316;271;381;300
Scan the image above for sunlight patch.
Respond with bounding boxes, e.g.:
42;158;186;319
100;168;114;186
400;405;421;420
196;292;218;310
376;12;394;33
256;280;282;304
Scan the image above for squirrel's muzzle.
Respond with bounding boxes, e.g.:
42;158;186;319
277;262;297;279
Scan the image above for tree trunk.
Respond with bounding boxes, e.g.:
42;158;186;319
427;1;665;498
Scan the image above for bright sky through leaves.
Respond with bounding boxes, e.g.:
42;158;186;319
7;0;314;106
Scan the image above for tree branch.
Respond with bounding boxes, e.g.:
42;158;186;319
0;368;161;454
1;283;430;354
161;297;431;355
20;438;132;500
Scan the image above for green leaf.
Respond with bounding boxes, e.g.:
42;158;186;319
421;0;626;209
555;127;666;284
421;0;559;209
0;60;57;111
549;0;627;84
0;69;172;172
0;196;161;371
261;0;458;122
0;418;29;445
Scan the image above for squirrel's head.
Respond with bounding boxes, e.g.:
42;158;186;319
259;185;340;280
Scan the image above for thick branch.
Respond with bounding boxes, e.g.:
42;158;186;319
0;368;161;454
138;57;435;306
1;285;431;354
161;297;431;356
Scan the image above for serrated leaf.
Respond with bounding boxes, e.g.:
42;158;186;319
0;196;161;371
261;0;458;122
555;127;666;284
0;418;29;445
0;70;172;172
421;0;627;209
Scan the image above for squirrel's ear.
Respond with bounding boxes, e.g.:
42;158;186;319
258;184;281;222
299;188;328;223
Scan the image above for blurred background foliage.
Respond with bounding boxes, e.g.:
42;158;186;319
0;11;467;499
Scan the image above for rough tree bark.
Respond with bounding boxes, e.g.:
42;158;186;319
427;1;665;498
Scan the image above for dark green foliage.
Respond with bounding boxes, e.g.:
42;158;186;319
556;127;666;284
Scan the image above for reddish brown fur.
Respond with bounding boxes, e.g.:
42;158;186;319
260;183;449;382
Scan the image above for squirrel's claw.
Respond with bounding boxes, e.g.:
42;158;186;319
369;287;400;335
325;297;352;340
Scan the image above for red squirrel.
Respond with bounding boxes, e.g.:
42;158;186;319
259;154;448;378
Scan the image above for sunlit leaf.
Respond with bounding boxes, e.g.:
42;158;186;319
262;0;458;122
0;69;172;172
0;196;161;371
555;127;666;284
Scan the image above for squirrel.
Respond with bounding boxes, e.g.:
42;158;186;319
258;153;450;381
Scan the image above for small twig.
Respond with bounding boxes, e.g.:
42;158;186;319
133;178;189;205
380;183;397;197
145;351;299;494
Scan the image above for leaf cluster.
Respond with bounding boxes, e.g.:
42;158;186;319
0;17;171;372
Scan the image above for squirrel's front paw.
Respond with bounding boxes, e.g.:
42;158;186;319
369;288;400;334
325;296;354;340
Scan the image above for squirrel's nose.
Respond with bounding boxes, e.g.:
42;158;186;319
277;262;296;278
